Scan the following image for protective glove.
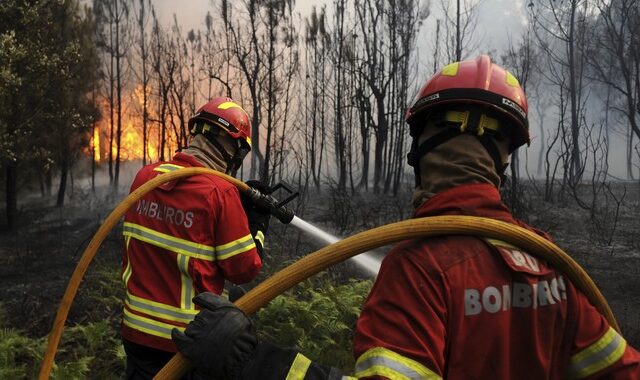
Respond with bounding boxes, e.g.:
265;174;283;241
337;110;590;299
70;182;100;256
171;293;257;379
241;180;272;255
174;293;345;380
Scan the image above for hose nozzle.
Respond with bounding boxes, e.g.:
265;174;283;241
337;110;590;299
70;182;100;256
245;182;298;224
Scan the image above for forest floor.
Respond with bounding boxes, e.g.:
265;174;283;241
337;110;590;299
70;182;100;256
0;175;639;362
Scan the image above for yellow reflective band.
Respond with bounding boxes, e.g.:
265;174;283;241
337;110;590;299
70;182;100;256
178;254;194;310
122;260;133;285
355;347;441;380
123;222;215;261
254;230;265;247
568;327;627;379
285;353;312;380
215;233;256;261
442;62;459;76
123;308;183;339
123;236;133;284
153;164;185;173
483;237;520;250
505;71;520;87
125;292;198;323
217;101;243;110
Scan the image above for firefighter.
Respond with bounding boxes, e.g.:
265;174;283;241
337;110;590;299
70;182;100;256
120;96;270;379
171;56;640;379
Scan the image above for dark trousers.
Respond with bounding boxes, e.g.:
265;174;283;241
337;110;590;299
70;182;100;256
123;339;200;380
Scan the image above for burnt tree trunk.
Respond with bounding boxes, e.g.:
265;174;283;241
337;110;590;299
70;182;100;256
5;163;17;230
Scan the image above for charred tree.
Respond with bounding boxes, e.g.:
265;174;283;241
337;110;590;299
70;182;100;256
135;0;152;165
590;0;640;180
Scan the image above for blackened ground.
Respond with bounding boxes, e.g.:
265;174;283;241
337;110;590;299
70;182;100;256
0;193;124;336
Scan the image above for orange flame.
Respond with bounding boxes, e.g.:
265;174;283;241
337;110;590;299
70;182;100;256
90;85;180;163
92;126;100;161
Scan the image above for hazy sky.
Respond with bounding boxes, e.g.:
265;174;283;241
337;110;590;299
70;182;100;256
151;0;328;29
152;0;529;54
148;0;631;178
151;0;530;82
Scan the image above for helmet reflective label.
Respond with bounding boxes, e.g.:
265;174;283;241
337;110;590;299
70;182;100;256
502;98;526;119
216;117;231;127
424;93;440;103
413;93;440;110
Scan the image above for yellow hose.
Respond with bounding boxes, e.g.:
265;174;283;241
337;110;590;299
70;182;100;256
38;168;245;380
154;215;619;379
37;167;618;380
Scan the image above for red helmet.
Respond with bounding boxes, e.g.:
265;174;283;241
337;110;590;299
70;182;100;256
406;55;529;151
188;97;252;149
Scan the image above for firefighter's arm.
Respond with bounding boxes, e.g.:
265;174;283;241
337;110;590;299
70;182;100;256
172;293;345;380
240;179;272;258
567;291;640;379
213;186;262;284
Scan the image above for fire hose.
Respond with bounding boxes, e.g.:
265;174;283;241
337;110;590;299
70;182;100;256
38;168;619;380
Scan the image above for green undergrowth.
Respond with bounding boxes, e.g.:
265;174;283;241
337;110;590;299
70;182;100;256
254;276;373;373
1;258;371;378
0;258;125;379
0;326;43;379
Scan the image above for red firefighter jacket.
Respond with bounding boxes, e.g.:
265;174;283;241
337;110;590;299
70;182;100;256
352;183;640;379
121;152;261;352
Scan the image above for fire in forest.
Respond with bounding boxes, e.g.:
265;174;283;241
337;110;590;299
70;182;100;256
89;86;177;163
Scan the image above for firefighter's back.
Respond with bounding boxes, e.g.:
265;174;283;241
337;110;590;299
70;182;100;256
121;155;249;352
439;235;575;379
354;184;634;379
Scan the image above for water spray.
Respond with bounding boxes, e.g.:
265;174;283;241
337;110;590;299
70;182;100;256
246;181;381;275
289;216;381;276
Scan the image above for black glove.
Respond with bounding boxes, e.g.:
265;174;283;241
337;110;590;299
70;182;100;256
173;293;345;380
171;293;257;379
241;180;272;255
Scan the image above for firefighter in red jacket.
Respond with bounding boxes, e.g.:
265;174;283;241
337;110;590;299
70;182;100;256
121;96;269;379
171;56;640;379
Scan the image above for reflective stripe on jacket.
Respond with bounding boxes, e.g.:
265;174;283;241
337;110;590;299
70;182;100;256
121;153;261;352
354;347;441;379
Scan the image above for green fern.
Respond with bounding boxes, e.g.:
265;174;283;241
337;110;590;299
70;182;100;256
254;277;372;372
0;328;42;379
39;259;127;379
51;356;92;380
57;319;125;378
